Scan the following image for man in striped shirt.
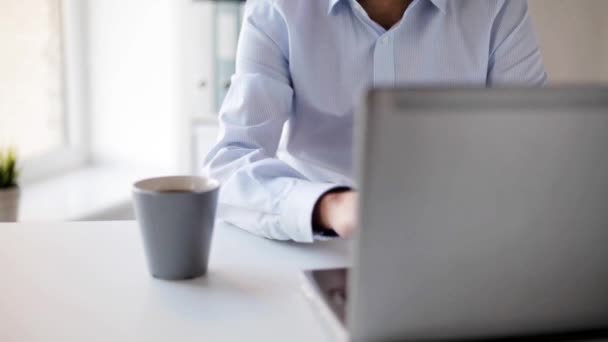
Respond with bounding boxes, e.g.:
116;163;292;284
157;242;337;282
205;0;547;242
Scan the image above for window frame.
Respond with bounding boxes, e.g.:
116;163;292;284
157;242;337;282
20;0;89;183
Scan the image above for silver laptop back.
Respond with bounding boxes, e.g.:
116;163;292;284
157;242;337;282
349;88;608;341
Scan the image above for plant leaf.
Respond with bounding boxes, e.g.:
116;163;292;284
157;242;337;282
0;147;18;188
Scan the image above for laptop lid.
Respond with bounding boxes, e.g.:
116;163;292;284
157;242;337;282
349;88;608;341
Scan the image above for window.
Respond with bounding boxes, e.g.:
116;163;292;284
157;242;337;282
0;0;65;158
0;0;87;181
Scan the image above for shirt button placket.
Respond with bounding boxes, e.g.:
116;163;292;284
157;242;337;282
373;34;396;87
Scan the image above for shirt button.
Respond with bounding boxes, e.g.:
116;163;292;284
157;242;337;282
381;37;389;45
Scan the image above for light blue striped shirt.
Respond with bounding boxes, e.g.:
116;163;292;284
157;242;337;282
205;0;547;242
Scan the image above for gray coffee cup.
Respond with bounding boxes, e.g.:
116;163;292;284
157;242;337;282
132;176;220;280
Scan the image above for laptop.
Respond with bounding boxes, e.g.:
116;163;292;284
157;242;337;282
301;88;608;342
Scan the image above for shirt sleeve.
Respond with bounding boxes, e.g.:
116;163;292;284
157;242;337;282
487;0;548;86
204;1;341;243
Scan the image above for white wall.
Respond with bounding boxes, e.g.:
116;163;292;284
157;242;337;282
86;0;214;172
529;0;608;83
87;0;178;168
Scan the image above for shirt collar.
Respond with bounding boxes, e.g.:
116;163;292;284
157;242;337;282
327;0;341;14
328;0;447;15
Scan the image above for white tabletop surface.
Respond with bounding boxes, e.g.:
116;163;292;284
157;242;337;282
0;221;350;342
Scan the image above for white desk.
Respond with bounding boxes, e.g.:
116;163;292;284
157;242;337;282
0;221;350;342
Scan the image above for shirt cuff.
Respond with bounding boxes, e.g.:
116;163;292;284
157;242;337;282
281;181;344;243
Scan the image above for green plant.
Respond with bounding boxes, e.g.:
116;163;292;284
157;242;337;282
0;148;18;189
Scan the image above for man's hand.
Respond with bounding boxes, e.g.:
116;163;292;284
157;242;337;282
314;190;358;239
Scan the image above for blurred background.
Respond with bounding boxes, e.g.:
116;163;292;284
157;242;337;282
1;0;607;222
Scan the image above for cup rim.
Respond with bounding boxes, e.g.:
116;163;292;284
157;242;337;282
133;175;220;195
